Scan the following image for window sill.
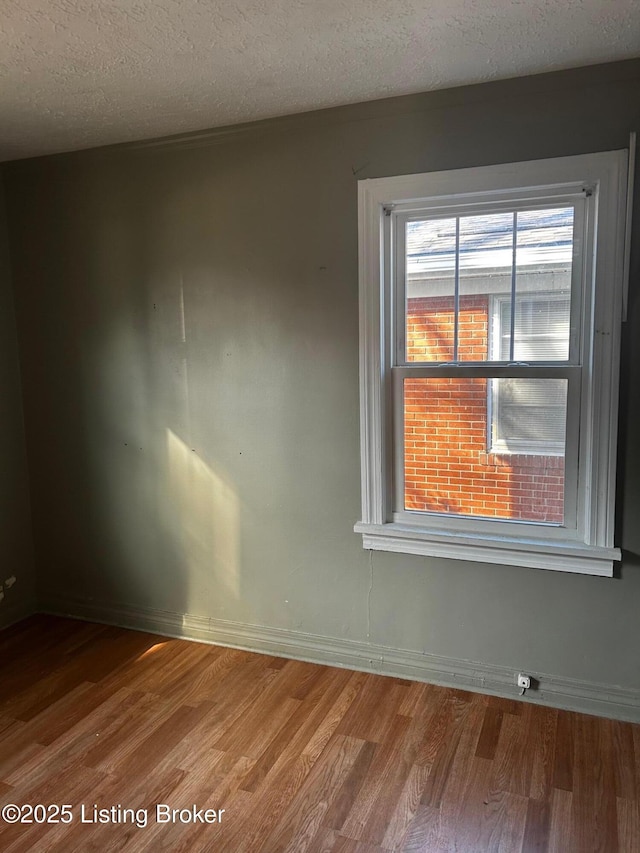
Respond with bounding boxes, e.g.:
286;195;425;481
353;521;620;576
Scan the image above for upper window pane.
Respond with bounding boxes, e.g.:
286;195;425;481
405;207;574;363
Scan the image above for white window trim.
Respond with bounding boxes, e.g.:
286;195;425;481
354;151;628;576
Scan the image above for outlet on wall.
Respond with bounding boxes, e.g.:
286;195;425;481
517;673;531;690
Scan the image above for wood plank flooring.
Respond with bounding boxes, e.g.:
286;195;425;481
0;615;638;852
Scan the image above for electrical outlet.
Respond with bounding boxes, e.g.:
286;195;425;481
517;673;531;690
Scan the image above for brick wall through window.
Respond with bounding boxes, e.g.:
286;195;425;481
404;295;565;523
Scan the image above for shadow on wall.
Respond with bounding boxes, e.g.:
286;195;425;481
55;166;258;625
31;151;360;634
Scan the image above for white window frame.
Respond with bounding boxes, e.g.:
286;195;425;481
354;151;628;576
488;291;570;457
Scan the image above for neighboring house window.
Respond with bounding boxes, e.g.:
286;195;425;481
355;152;629;575
489;292;571;456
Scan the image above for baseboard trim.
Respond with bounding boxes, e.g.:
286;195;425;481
42;594;640;723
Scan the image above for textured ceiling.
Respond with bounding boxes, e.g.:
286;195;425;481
1;0;639;161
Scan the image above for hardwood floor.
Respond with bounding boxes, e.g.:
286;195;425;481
0;615;638;852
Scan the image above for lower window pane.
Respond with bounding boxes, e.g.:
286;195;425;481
403;377;566;523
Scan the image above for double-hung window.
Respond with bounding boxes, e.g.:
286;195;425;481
355;152;629;575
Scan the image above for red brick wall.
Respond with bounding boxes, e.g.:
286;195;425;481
404;295;564;523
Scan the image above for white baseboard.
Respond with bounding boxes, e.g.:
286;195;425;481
42;594;640;723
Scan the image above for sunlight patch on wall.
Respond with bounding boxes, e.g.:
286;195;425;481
166;428;241;608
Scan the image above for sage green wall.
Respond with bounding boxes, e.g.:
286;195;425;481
5;61;640;690
0;172;35;626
